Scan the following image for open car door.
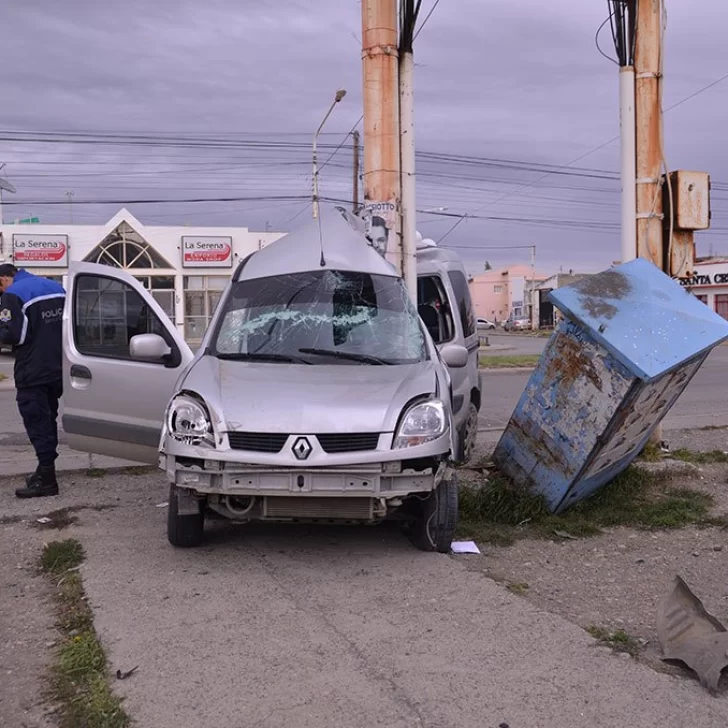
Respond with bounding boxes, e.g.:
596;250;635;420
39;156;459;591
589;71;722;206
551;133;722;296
62;262;194;464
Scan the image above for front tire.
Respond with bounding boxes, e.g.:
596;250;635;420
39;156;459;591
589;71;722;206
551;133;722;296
405;476;459;553
167;485;205;548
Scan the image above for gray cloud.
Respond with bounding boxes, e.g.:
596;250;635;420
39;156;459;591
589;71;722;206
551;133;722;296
2;0;727;273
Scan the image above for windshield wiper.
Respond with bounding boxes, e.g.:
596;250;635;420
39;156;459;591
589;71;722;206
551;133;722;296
297;347;391;365
216;352;310;364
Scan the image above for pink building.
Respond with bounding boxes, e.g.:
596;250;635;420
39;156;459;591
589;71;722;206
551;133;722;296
468;264;547;324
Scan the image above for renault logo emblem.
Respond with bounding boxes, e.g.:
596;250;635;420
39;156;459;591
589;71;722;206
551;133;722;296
292;437;312;460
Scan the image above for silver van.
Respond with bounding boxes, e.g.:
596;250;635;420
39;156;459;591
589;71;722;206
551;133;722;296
415;239;482;464
61;208;481;552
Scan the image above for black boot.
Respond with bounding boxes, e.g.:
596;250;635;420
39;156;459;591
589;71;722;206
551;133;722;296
16;465;59;498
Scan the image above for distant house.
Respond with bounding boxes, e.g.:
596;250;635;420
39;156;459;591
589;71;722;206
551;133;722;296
468;264;547;324
528;271;594;329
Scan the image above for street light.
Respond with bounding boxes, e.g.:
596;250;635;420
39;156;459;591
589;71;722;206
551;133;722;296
0;164;16;225
312;88;347;219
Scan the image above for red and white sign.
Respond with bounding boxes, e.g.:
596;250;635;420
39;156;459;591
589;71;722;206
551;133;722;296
12;234;69;268
181;236;233;268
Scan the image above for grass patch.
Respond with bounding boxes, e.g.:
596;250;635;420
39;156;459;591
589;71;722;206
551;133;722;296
479;354;541;369
638;442;663;462
0;372;7;382
85;468;107;478
457;466;717;546
670;448;728;464
39;539;130;728
507;582;530;595
121;465;156;476
586;626;641;656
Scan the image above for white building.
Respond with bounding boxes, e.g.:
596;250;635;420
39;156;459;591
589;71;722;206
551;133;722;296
679;257;728;319
0;208;286;342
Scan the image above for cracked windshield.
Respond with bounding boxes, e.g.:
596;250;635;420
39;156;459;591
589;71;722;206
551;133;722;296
214;269;427;365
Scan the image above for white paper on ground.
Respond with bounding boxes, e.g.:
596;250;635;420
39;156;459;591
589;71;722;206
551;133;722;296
451;540;481;554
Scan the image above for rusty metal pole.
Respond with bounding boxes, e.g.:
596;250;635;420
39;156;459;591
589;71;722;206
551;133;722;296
361;0;401;273
635;0;665;445
634;0;664;269
352;129;360;212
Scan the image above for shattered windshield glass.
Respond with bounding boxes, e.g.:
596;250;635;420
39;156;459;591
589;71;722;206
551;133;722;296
214;270;427;365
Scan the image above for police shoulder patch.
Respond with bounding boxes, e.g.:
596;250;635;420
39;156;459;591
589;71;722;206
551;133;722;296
0;309;11;323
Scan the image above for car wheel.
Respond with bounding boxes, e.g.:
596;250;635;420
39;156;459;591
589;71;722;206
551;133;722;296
167;485;205;548
405;476;459;553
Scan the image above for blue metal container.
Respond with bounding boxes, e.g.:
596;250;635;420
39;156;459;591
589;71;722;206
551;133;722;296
493;258;728;513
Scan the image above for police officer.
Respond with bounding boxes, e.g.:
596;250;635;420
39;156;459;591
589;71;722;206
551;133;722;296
0;264;65;498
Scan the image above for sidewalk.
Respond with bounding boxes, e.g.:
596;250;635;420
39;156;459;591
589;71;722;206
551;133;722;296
0;442;139;477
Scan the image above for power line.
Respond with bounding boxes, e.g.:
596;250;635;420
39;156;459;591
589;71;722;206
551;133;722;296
413;0;441;41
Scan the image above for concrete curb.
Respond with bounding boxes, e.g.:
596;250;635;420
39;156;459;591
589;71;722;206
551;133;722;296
479;366;536;374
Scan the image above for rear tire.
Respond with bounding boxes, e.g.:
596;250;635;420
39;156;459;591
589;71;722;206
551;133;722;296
405;476;459;553
167;485;205;548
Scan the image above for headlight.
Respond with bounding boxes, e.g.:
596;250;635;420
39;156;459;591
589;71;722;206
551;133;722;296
393;399;447;449
166;394;214;447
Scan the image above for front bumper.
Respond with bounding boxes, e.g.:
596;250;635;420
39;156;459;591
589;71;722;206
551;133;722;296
162;456;445;498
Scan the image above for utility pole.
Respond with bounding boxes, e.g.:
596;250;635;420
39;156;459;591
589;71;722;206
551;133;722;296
66;190;75;224
399;0;419;303
361;0;401;273
352;129;360;212
634;0;663;267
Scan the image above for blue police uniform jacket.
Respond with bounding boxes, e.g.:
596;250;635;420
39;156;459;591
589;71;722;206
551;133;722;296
0;271;66;388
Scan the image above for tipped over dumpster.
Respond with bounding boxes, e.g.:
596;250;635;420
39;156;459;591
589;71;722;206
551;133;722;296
493;258;728;513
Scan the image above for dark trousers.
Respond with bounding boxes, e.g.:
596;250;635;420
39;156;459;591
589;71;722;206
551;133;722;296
16;381;63;467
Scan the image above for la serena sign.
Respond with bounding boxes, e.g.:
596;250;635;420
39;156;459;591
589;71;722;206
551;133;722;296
12;234;68;268
181;236;233;268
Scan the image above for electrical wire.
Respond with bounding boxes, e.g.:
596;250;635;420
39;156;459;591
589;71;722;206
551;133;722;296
413;0;439;42
595;13;619;66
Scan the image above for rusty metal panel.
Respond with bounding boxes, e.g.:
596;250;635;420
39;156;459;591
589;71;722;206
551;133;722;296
670;170;710;230
493;258;728;512
494;321;633;511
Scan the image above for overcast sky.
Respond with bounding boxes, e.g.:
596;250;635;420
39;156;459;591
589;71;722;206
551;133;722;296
2;0;727;274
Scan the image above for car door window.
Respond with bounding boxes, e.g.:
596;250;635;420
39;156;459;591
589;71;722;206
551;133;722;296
447;270;476;338
74;274;171;362
416;275;454;344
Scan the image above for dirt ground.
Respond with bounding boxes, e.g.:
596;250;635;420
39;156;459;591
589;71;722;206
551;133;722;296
1;427;726;726
0;519;59;727
462;426;728;684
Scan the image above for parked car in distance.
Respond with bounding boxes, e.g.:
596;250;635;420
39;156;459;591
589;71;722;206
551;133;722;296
503;316;531;332
476;317;496;330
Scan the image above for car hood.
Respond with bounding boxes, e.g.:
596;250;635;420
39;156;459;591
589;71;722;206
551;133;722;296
180;355;440;434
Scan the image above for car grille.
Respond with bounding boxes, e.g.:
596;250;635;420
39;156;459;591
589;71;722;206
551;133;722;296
317;433;380;453
227;432;288;453
227;432;381;454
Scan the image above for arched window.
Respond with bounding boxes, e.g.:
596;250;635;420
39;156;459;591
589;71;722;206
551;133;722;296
84;222;172;269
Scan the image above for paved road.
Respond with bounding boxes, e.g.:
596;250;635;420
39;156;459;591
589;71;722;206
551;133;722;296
3;472;727;728
0;342;724;467
478;342;728;435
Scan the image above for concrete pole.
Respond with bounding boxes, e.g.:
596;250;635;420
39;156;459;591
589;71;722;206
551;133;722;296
634;0;664;269
399;47;417;304
361;0;401;273
619;66;637;263
635;0;666;445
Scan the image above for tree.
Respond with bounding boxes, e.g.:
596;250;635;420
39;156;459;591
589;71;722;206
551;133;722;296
484;260;492;270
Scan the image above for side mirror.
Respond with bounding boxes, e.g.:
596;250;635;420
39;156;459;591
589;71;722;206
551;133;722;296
130;333;171;361
440;343;469;368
